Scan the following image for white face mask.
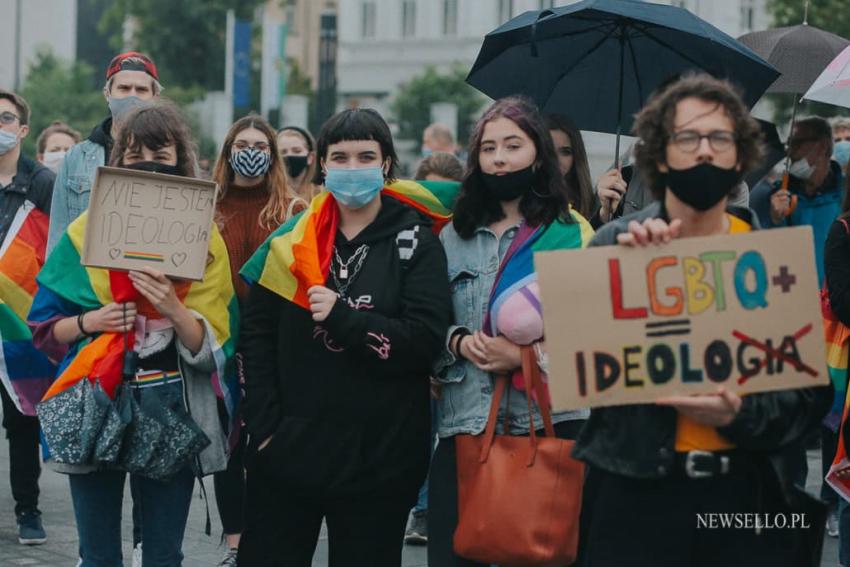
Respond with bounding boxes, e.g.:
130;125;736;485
788;157;814;180
42;150;67;173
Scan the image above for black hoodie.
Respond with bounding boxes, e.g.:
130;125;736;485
241;196;452;495
88;116;114;162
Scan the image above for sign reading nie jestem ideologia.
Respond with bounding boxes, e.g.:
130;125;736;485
536;227;828;411
82;166;218;281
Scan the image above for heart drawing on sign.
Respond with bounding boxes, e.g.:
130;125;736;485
171;252;188;267
109;248;121;260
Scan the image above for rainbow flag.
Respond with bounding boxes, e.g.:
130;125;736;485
31;212;240;423
482;211;594;399
0;202;56;415
241;180;458;307
823;284;850;432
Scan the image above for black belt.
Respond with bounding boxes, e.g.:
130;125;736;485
673;450;739;479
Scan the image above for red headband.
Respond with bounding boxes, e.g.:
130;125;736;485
106;52;159;81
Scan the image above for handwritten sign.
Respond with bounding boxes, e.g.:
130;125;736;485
535;227;828;411
82;166;218;281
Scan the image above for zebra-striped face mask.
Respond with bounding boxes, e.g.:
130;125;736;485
230;147;271;178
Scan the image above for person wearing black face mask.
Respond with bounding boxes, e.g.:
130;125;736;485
573;74;831;567
277;126;319;213
431;96;592;566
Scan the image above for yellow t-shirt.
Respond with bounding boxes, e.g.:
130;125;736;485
674;213;750;452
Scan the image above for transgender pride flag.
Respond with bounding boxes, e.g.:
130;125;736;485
0;202;56;415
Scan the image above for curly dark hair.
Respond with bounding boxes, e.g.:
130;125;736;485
110;100;197;178
453;96;572;239
633;73;763;200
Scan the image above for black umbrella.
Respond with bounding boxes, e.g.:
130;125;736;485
466;0;779;159
738;17;849;191
738;24;849;94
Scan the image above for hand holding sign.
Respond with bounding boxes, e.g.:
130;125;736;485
656;386;742;427
616;218;683;247
129;267;183;320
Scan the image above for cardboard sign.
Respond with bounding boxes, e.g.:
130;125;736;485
536;226;828;411
82;166;218;281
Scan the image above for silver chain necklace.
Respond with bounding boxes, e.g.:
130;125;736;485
332;244;369;297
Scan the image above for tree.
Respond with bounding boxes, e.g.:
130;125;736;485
766;0;850;122
391;64;485;148
18;50;107;157
96;0;263;91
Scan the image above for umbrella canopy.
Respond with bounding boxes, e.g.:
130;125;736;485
466;0;779;136
803;45;850;108
738;25;849;94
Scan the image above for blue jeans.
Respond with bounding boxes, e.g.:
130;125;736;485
70;467;194;567
412;400;439;514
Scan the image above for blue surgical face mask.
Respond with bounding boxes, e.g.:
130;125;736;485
108;95;150;122
834;141;850;169
421;147;433;158
324;166;385;209
0;128;20;156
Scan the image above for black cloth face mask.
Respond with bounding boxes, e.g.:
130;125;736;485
124;161;183;176
480;164;535;202
284;155;309;178
664;162;741;211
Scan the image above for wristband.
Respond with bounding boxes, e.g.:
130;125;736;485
451;329;471;359
77;312;91;337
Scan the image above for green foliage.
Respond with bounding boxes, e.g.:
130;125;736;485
391;64;485;147
286;59;313;97
96;0;264;91
18;50;107;157
766;0;850;122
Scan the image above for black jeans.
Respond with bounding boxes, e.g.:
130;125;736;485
239;450;416;566
428;420;585;567
213;429;246;535
0;385;40;516
822;425;839;508
579;463;815;567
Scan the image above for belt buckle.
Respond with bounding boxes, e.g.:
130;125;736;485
685;450;716;479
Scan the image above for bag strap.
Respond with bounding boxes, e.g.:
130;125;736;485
522;345;556;438
479;374;508;463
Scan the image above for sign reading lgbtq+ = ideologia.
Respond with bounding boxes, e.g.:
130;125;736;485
536;227;828;411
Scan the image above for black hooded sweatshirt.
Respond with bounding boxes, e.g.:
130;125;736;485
241;196;452;496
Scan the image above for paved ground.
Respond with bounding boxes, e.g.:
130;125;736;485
0;440;837;566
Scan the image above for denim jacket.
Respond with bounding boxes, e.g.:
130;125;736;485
435;222;589;438
47;138;105;254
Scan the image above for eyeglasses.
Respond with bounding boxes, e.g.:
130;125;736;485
0;111;20;126
233;140;270;153
669;130;736;153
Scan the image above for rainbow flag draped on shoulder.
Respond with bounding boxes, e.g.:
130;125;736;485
0;201;56;416
30;212;240;421
482;210;595;399
241;180;458;307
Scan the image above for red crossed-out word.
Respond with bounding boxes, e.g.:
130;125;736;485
732;323;817;385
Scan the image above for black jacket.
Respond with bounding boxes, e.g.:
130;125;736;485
0;154;54;244
574;203;832;489
241;197;452;495
825;217;850;327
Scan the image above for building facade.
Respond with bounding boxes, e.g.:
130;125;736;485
0;0;78;90
335;0;770;173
